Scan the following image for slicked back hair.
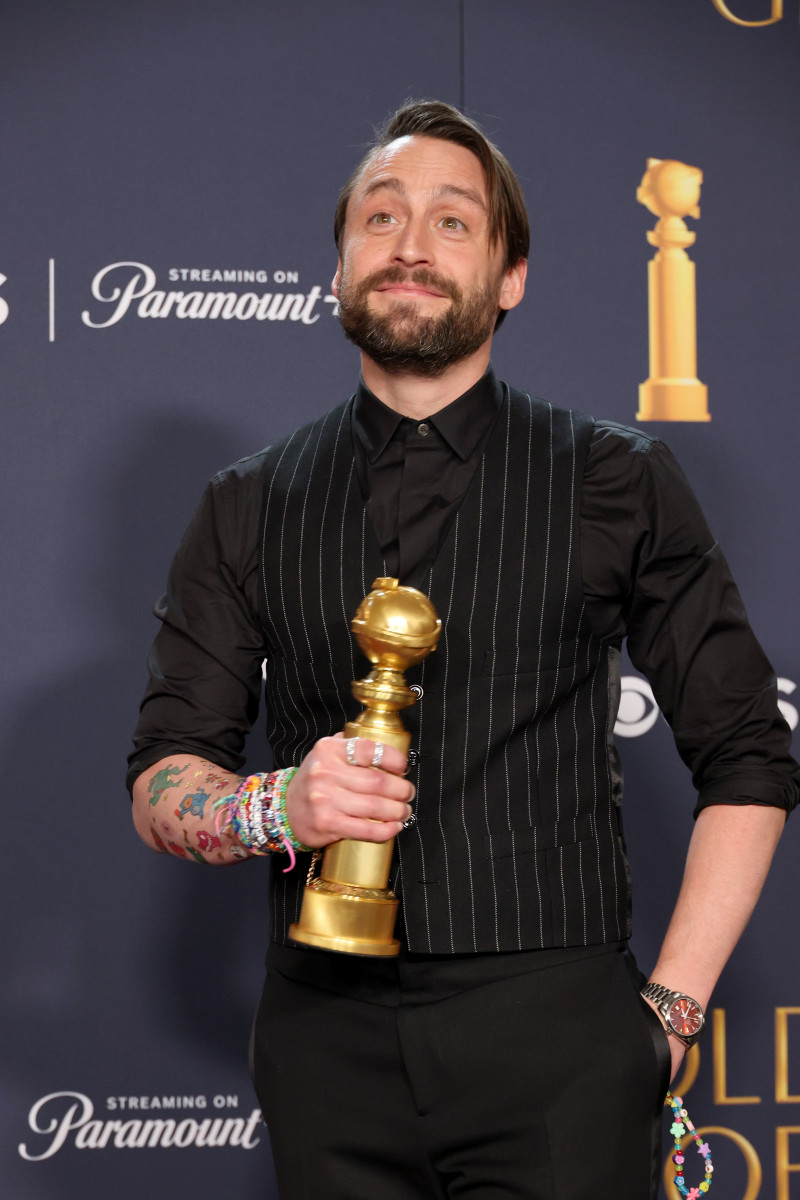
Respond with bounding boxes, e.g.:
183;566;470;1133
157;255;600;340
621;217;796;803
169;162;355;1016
334;101;529;328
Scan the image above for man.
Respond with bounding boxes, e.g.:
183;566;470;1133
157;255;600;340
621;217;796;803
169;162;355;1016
128;101;798;1199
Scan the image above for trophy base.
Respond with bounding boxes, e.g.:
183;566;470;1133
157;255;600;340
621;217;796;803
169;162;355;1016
637;379;710;422
287;927;401;956
288;880;401;957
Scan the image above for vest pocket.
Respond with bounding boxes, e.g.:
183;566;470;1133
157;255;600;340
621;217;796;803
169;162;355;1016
482;812;594;858
482;640;581;676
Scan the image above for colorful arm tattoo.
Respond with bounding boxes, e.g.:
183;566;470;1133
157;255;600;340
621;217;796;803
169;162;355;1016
147;763;189;805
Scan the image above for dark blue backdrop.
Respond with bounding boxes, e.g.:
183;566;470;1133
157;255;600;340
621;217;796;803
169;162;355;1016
2;2;798;1197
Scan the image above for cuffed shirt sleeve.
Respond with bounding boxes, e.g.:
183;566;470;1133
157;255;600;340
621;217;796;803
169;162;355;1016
126;463;266;792
581;423;799;817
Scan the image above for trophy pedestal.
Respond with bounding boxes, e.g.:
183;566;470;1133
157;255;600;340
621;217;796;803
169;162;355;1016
637;379;710;422
289;833;401;955
288;882;400;956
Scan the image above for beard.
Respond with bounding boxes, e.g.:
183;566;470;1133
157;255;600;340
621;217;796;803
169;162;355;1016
337;265;501;377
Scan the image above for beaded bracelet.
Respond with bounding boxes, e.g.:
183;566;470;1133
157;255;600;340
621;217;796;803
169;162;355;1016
273;768;312;847
212;768;309;871
666;1091;713;1197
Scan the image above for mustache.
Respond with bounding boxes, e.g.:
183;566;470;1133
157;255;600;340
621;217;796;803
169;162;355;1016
353;266;461;301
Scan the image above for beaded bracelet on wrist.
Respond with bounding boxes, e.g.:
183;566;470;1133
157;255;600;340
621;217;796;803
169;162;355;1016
273;767;313;853
237;775;284;854
212;768;308;871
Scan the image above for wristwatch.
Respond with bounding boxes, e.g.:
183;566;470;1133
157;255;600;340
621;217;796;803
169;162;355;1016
641;982;705;1048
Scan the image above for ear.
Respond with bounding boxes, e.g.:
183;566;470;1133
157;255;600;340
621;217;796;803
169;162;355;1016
497;258;527;313
331;257;343;299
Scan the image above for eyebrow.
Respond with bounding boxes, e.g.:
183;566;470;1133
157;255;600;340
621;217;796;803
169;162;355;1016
360;176;487;211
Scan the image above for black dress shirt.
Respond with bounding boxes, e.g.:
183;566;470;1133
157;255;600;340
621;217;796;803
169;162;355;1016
352;369;503;588
127;367;799;818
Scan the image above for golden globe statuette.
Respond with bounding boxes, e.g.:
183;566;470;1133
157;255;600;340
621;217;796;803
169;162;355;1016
637;158;710;422
288;577;441;957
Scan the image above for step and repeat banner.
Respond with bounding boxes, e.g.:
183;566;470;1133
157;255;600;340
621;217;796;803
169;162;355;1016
2;2;799;1197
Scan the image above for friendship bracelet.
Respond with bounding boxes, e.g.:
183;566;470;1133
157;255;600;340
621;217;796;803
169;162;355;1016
272;767;313;854
666;1092;713;1197
238;774;287;857
212;770;308;871
212;789;240;841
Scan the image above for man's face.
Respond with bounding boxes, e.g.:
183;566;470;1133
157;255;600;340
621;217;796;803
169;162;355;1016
334;135;523;376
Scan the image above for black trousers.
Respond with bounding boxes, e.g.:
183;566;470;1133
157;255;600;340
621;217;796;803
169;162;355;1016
251;944;671;1200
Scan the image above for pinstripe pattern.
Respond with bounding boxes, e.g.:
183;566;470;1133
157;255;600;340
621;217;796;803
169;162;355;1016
518;395;541;946
339;457;358;683
403;646;432;949
506;396;534;950
551;410;576;945
435;522;459;953
258;390;630;953
604;647;624;938
317;407;351;726
482;397;511;950
458;458;484;951
588;641;606;942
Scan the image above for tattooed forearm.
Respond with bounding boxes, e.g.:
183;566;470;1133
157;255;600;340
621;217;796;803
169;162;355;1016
147;762;189;805
174;787;210;821
133;756;248;865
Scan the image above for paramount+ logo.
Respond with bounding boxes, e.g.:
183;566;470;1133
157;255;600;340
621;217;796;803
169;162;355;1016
81;261;337;329
18;1091;263;1160
0;260;339;341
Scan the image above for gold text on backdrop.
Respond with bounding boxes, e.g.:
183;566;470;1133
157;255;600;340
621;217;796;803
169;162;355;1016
636;159;710;423
777;1127;800;1200
775;1009;800;1103
713;1010;762;1104
711;0;785;26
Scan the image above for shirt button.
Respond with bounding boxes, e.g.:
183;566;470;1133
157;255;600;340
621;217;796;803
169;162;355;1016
417;422;430;437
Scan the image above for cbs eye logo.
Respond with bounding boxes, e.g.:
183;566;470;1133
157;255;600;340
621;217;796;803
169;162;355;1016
0;273;8;325
777;677;798;732
614;676;660;738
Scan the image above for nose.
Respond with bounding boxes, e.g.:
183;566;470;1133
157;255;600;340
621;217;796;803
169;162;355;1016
391;215;433;267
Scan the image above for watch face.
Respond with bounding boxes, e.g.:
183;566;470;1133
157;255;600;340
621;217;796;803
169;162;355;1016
667;997;703;1038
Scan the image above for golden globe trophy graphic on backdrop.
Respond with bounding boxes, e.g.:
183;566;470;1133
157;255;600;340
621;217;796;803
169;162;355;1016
637;158;710;422
289;577;441;956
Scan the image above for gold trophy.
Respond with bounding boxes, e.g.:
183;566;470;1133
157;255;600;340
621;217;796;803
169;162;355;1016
637;158;710;422
288;577;441;956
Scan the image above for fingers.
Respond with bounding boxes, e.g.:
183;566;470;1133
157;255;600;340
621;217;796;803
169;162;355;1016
326;814;408;843
284;735;415;848
338;791;413;825
307;742;414;811
333;732;408;776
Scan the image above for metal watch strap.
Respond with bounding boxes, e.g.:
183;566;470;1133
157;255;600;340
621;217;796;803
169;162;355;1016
642;982;677;1008
641;981;704;1048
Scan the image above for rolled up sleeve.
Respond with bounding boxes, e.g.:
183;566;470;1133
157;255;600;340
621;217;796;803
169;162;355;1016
581;424;799;817
126;463;267;793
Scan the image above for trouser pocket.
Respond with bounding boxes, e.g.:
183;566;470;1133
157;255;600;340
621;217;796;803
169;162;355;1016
638;990;674;1101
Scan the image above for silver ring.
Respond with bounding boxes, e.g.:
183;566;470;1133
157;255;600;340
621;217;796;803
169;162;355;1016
371;742;384;768
402;812;417;830
345;736;359;766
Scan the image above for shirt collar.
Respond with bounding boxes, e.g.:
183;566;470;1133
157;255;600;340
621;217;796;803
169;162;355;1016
353;365;503;464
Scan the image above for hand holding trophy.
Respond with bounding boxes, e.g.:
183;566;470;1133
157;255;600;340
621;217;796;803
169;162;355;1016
289;577;441;957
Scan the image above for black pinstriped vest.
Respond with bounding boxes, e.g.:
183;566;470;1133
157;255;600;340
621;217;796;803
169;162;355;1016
260;387;630;954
